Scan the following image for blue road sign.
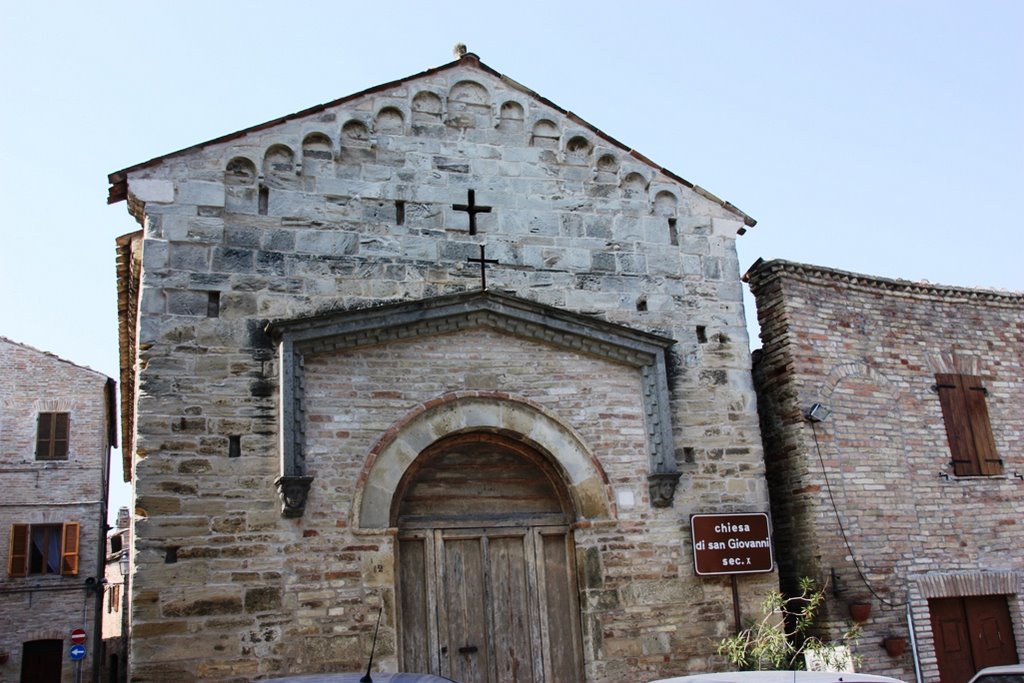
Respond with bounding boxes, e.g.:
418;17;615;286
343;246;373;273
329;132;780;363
69;644;86;660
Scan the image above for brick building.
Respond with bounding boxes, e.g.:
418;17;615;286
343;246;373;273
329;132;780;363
108;51;775;681
0;336;118;682
746;259;1023;683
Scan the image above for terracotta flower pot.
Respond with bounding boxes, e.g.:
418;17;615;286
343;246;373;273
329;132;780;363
849;601;872;622
883;636;907;657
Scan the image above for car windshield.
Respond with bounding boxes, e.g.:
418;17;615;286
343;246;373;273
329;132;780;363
975;676;1024;683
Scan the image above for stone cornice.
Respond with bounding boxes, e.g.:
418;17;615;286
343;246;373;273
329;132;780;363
267;290;680;515
744;258;1024;306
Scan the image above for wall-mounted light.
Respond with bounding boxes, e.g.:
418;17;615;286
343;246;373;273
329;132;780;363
805;403;832;423
118;553;130;577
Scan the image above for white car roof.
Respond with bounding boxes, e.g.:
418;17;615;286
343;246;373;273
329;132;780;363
649;672;908;683
969;666;1024;682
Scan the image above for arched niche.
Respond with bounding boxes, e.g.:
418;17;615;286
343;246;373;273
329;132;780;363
375;106;405;133
341;119;373;163
412;91;443;124
302;133;333;160
497;101;525;132
654;190;678;216
262;144;296;188
531;119;560;148
565;135;592;164
342;119;370;142
447;80;491;129
224;157;258;213
224;157;257;185
621;171;648;198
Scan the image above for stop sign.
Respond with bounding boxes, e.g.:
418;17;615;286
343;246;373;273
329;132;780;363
70;629;87;645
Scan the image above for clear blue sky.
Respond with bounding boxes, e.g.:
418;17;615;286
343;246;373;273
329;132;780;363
2;2;1021;502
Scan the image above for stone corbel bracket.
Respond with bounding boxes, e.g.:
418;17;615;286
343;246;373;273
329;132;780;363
274;475;314;518
266;290;681;517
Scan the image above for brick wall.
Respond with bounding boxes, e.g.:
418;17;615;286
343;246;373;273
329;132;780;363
748;260;1024;680
0;337;113;682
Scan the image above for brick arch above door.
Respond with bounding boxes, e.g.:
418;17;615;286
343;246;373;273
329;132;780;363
353;392;614;531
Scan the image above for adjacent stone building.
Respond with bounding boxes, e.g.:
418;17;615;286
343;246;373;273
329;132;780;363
746;259;1024;683
0;336;118;682
109;51;775;682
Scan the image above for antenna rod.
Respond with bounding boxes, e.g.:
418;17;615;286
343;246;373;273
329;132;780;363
360;605;384;683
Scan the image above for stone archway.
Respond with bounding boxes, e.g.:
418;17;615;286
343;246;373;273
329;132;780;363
393;432;585;683
353;393;614;532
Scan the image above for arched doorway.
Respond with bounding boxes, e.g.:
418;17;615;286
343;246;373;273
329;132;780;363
393;433;585;683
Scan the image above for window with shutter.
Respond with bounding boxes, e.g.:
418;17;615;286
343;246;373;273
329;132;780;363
6;522;80;577
61;522;80;576
8;524;29;577
35;412;70;460
935;373;1002;476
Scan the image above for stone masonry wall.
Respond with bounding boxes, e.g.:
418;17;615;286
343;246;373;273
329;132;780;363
118;57;773;681
748;260;1024;681
0;337;112;682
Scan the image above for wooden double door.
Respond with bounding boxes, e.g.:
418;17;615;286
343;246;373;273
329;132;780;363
399;526;583;683
394;433;585;683
930;595;1018;683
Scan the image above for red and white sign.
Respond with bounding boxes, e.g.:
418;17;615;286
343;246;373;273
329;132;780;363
70;628;87;645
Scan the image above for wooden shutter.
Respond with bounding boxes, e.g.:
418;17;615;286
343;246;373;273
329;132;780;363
61;522;80;576
962;375;1002;475
8;524;29;577
36;412;70;460
936;374;978;476
936;374;1001;476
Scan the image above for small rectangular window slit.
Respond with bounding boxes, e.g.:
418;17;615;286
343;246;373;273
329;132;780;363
668;218;679;246
258;185;269;215
207;291;220;318
696;326;707;343
395;200;406;225
228;435;241;458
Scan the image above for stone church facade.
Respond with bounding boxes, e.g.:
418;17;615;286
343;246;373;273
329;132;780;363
747;259;1024;683
110;52;773;682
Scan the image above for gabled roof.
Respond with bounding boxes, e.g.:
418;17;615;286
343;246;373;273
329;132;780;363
106;52;755;228
0;335;112;381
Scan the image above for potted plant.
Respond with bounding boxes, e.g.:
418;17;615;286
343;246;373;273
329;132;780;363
882;636;907;657
848;600;872;622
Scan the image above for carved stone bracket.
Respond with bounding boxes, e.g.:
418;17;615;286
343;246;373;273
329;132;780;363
275;475;314;518
648;472;681;508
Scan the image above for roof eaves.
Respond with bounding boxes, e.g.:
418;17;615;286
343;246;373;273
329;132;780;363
0;336;113;380
744;258;1024;304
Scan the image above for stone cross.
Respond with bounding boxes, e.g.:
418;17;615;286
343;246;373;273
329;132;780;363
467;244;499;291
453;189;492;235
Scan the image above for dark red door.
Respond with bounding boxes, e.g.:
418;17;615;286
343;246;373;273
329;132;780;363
21;639;63;683
930;595;1018;683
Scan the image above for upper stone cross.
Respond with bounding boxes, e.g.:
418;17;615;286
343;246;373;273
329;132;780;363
467;244;499;291
453;189;492;235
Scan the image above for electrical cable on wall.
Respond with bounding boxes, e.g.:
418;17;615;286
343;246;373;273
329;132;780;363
810;420;908;608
